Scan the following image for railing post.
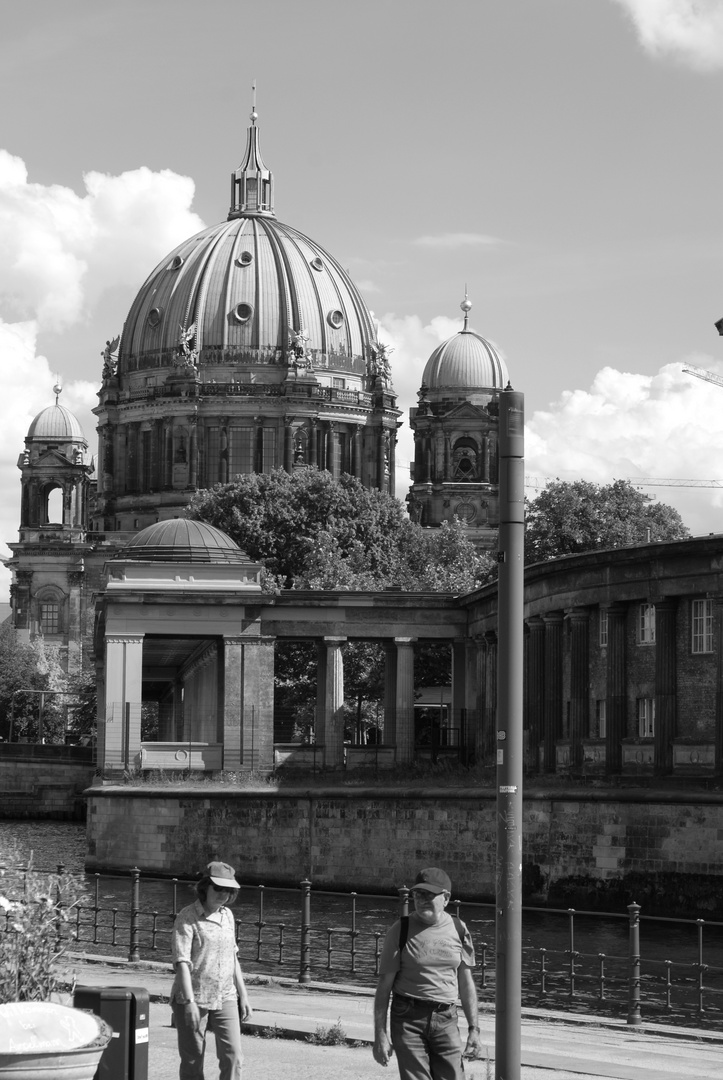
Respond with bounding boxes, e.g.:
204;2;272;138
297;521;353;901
128;867;141;962
55;864;64;951
299;879;311;984
398;886;410;917
627;901;642;1025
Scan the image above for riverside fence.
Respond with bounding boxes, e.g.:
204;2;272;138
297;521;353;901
3;864;723;1029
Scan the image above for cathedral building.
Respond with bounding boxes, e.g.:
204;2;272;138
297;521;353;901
7;106;408;669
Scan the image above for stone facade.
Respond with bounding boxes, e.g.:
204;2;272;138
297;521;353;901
85;785;723;916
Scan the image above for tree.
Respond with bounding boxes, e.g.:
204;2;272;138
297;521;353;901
0;624;47;741
525;479;690;564
188;469;408;588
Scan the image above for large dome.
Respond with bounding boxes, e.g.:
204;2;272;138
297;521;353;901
120;519;247;564
119;215;375;374
117;112;374;377
27;402;85;442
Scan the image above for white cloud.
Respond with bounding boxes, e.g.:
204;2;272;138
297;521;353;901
526;357;723;533
414;232;504;249
0;151;208;601
0;150;205;332
612;0;723;69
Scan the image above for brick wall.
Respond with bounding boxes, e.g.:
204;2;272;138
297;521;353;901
86;786;723;917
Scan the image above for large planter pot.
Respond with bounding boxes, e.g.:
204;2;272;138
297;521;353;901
0;1002;112;1079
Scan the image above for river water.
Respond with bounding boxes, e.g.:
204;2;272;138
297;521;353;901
2;819;722;1024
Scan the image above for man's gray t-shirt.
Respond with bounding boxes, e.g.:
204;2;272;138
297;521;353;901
379;913;475;1003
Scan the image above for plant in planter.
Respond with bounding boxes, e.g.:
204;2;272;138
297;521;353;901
0;838;85;1003
0;839;112;1079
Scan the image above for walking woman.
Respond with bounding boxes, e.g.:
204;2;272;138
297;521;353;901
171;861;252;1080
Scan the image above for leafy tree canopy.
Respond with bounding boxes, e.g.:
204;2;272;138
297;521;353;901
525;479;690;564
189;469;495;593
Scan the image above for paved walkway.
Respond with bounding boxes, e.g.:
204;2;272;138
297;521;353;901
57;953;723;1080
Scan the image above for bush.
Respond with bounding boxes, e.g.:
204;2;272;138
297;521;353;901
0;839;86;1002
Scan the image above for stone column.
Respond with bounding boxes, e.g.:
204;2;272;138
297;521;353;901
309;421;318;467
462;638;481;762
568;608;590;771
543;611;564;773
450;641;467;750
715;599;723;775
605;603;628;775
188;416;198;488
284;420;294;473
241;638;275;773
352;426;363;479
103;633;144;772
654;598;677;775
383;641;397;745
395;637;417;765
483;630;497;763
320;637;346;768
222;638;244;769
526;616;545;773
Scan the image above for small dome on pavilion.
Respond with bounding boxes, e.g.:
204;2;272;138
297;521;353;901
421;296;509;391
120;519;247;564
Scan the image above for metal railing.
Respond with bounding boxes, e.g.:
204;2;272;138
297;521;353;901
3;865;723;1028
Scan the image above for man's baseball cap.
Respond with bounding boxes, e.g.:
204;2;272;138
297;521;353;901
207;861;238;889
413;867;452;895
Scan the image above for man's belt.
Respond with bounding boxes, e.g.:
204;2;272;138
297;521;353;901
393;994;455;1012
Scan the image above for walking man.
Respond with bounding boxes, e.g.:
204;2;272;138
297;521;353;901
373;867;482;1079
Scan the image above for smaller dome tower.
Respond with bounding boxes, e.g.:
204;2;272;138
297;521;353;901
7;386;94;672
407;296;508;548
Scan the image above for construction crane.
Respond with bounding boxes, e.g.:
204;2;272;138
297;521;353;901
682;362;723;391
524;475;723;492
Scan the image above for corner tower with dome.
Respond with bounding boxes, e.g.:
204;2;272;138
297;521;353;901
407;296;509;549
7;387;95;673
93;104;400;535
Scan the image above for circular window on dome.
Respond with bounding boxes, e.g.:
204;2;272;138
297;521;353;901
148;307;162;327
235;251;253;267
233;302;254;324
311;257;324;272
169;255;184;270
327;309;344;329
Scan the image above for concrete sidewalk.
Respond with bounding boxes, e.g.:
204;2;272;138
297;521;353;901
57;953;723;1080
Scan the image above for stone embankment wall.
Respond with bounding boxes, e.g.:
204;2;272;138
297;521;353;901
0;757;94;819
86;786;723;918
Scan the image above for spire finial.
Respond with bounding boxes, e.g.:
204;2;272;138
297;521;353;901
460;286;472;331
250;81;257;125
53;380;62;405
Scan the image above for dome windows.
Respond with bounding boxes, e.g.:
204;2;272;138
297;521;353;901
148;308;162;327
327;309;344;329
235;251;254;267
311;257;324;272
233;302;254;324
169;255;184;270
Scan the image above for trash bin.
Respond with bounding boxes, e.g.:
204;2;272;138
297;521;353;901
74;986;150;1080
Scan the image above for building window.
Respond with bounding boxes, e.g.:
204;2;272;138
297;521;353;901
599;610;608;647
692;598;713;654
595;699;606;739
332;377;345;389
637;697;655;738
638;603;656;645
40;602;59;635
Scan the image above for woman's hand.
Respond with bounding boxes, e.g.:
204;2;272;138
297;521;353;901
239;996;253;1022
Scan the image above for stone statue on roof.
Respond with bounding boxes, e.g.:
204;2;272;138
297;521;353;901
101;335;120;380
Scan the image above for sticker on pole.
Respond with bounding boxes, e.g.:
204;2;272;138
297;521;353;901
499;785;518;794
497;749;503;764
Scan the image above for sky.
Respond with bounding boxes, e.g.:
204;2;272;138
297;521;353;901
0;0;722;601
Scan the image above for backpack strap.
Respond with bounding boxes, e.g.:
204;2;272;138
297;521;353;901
399;913;465;951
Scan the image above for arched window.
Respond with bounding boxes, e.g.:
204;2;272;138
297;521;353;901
452;438;478;481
